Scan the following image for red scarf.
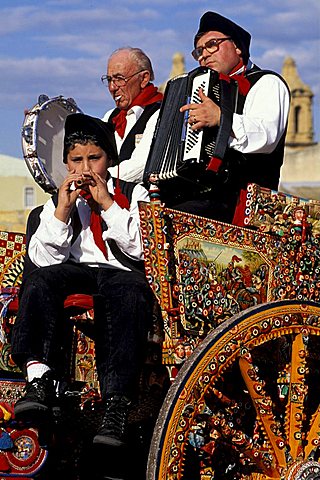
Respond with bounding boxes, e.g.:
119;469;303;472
112;84;163;138
219;60;251;96
80;185;130;259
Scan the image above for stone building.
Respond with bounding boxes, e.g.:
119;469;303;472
279;57;319;200
0;154;49;232
281;56;315;148
159;52;186;93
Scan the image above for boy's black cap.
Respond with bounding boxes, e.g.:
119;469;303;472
63;113;118;165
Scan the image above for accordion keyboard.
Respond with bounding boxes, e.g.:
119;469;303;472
182;71;211;163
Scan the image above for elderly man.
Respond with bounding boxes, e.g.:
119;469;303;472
175;11;290;223
102;47;163;182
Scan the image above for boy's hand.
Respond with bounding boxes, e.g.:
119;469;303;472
54;171;81;223
89;170;114;211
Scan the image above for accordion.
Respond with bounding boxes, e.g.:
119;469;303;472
143;67;239;204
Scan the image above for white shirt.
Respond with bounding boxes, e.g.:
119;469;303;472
28;179;149;271
230;60;290;153
103;106;159;183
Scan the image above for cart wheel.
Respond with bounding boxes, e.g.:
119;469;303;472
147;300;320;480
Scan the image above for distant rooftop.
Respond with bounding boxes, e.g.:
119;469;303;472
0;153;32;177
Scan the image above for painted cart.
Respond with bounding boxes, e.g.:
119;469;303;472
0;180;320;479
139;183;320;480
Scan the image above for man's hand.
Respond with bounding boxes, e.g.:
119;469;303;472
180;88;221;130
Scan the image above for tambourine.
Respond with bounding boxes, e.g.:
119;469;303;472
21;94;83;193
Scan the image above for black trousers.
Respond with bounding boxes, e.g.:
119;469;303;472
11;262;153;400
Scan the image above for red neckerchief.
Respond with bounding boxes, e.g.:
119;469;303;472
112;83;163;138
80;184;130;259
219;60;251;96
80;189;108;259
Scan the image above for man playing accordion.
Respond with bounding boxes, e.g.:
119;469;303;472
173;11;290;222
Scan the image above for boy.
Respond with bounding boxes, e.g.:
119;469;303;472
11;113;153;452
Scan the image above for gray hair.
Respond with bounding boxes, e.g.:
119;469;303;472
109;47;155;81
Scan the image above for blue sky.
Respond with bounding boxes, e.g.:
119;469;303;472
0;0;319;159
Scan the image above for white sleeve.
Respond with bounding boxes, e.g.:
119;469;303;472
28;199;73;267
107;110;159;183
101;184;150;260
230;74;290;154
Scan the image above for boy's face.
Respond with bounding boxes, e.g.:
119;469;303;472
66;142;111;179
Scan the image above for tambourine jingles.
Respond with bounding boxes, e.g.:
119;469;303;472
21;95;83;193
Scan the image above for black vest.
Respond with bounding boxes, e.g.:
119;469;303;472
108;102;161;162
216;66;290;198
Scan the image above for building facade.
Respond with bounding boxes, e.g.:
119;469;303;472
281;56;315;148
279;57;319;200
0;154;49;232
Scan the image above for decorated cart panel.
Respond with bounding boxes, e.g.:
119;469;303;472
139;185;320;480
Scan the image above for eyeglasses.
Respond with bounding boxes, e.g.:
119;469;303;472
101;69;145;88
191;37;232;61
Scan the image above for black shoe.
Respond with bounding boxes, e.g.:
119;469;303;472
93;395;131;447
14;371;56;421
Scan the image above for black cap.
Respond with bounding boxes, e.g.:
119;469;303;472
194;11;251;64
63;113;118;165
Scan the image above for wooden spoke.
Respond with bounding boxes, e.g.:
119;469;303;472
147;301;320;480
305;407;320;459
285;331;308;461
239;352;287;471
